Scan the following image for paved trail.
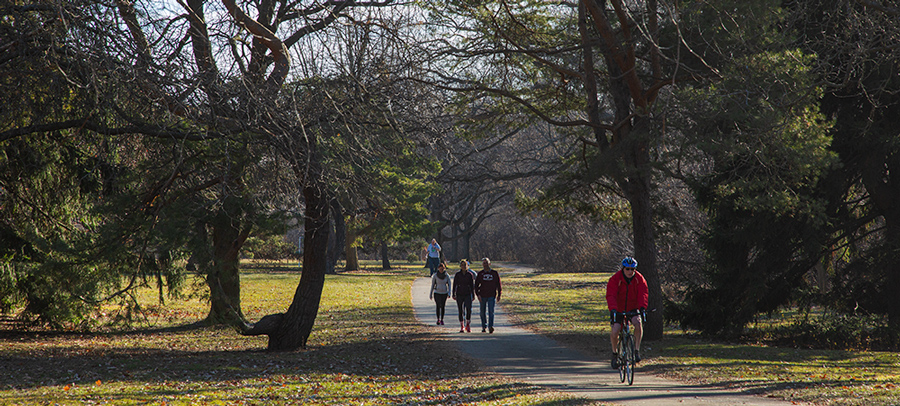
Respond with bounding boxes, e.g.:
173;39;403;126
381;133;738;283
411;270;808;406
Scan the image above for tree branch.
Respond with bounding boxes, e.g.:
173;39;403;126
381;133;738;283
416;76;614;131
855;0;899;16
222;0;290;89
583;0;649;111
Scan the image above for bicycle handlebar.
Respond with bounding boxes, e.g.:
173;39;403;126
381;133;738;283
613;309;645;318
612;308;656;324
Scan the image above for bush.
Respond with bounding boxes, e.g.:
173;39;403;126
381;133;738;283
766;312;894;351
242;235;298;260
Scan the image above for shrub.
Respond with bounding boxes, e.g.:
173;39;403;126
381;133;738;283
768;311;894;351
242;235;298;260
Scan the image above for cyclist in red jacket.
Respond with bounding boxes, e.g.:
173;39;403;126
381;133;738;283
606;256;648;368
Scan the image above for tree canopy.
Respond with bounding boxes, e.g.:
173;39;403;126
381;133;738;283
2;0;900;349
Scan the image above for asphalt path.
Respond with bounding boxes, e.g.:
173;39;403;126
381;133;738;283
411;272;809;406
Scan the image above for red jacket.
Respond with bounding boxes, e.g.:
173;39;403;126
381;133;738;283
606;269;649;312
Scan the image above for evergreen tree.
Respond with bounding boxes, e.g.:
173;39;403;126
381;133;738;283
670;0;837;335
786;0;900;343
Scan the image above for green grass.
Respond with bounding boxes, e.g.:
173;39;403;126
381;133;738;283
498;270;900;406
0;262;595;405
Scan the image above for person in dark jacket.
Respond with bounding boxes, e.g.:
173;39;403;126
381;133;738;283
452;260;476;333
606;256;649;368
474;257;502;333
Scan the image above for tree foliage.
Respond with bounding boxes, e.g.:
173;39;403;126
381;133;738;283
785;0;900;342
664;0;837;335
666;0;900;344
1;0;439;351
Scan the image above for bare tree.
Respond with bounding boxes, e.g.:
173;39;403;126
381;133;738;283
430;120;568;262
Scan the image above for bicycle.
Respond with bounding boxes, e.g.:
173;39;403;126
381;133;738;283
614;309;644;385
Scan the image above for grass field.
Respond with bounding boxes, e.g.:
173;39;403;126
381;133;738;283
0;262;591;405
498;270;900;406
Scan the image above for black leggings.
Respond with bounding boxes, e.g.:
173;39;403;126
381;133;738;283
434;293;448;320
456;296;473;322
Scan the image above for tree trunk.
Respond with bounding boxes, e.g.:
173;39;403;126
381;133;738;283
460;232;471;261
381;242;391;270
450;225;459;262
325;217;337;275
625;174;664;340
816;251;832;293
325;199;346;274
332;199;346;266
621;115;664;341
345;229;360;272
885;222;900;345
205;204;250;326
266;179;330;351
860;151;900;344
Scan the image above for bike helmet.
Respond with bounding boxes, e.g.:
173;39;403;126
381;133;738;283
621;256;637;268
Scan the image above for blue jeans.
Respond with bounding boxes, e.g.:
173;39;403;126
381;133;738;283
479;296;496;328
426;257;441;275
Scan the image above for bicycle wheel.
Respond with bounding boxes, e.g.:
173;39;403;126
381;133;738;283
624;334;636;385
617;334;626;383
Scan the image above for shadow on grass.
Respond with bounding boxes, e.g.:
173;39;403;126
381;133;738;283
0;306;471;391
0;320;214;341
0;324;580;405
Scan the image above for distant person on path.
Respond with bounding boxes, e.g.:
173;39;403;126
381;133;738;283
606;256;648;368
474;257;502;333
426;239;442;276
430;262;451;325
452;259;476;333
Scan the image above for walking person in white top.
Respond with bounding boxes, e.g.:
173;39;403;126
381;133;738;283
429;262;452;325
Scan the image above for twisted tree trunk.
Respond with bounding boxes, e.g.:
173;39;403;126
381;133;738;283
264;178;330;351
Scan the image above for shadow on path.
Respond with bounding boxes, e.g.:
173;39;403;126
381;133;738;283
410;275;809;406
